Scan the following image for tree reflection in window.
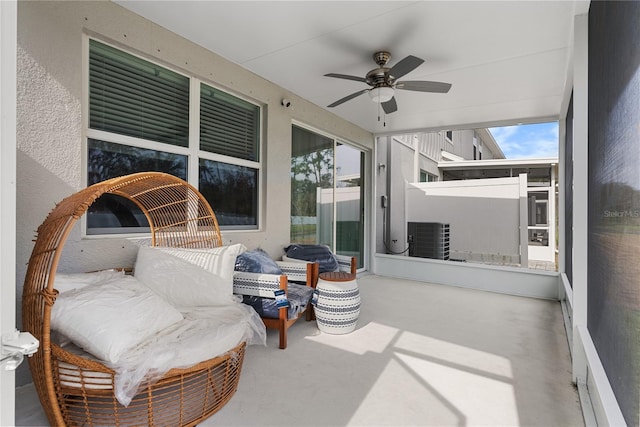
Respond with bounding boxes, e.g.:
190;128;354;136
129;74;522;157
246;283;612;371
199;159;257;227
86;139;187;234
290;126;334;244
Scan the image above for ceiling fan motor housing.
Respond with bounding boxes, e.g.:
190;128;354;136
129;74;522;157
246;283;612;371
373;51;391;66
367;51;394;87
366;68;392;87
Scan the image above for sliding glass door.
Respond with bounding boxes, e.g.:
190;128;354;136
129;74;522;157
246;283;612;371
291;125;365;268
335;143;365;266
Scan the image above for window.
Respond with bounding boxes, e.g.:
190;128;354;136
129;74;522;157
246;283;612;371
473;137;478;160
291;125;365;268
445;130;453;141
527;191;549;247
200;84;259;162
419;170;438;182
89;40;190;147
87;140;188;234
528;191;549;226
86;39;261;234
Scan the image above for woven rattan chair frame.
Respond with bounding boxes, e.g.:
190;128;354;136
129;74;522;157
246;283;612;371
22;172;245;427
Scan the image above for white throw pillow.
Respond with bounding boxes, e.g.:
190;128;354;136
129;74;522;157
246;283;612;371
134;243;246;308
50;275;183;363
54;269;125;294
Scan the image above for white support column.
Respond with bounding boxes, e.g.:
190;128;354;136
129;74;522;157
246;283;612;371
518;173;528;267
571;12;589;385
557;117;566;290
0;1;18;425
413;135;419;183
549;164;556;267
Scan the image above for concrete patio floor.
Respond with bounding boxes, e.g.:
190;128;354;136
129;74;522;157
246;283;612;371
16;274;583;426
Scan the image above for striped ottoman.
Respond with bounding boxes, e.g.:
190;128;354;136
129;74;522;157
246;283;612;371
313;271;360;334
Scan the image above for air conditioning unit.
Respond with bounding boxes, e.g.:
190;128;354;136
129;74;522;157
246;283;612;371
408;222;450;260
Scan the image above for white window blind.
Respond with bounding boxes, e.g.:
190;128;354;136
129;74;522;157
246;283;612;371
89;39;190;147
200;83;259;161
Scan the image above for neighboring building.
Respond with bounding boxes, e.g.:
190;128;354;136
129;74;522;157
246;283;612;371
392;128;505;184
377;129;557;266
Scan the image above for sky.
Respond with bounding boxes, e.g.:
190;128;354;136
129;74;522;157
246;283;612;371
489;122;559;159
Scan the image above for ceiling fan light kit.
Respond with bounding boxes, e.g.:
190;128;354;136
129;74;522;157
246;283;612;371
369;86;395;103
325;50;452;116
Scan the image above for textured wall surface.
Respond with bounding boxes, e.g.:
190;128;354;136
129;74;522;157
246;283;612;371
15;0;372;385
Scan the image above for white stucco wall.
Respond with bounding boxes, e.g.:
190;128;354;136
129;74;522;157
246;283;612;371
406;177;524;263
15;0;372;385
375;137;389;254
387;138;414;254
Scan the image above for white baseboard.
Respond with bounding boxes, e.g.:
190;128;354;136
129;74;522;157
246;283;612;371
575;326;627;426
374;254;558;299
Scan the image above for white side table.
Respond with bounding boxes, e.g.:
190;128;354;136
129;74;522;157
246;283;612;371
313;271;360;334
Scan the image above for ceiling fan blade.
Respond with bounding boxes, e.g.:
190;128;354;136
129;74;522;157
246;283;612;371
327;89;369;108
389;55;424;80
324;73;367;83
381;97;398;114
396;80;452;93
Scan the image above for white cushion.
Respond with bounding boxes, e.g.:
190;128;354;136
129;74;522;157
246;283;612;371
54;269;125;294
50;275;183;363
134;243;246;308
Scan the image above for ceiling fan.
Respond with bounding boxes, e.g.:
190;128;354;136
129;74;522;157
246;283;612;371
325;51;452;114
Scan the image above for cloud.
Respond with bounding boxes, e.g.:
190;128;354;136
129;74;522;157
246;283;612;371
489;125;519;141
489;122;558;159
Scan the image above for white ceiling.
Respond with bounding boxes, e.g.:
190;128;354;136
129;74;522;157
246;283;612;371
115;1;587;135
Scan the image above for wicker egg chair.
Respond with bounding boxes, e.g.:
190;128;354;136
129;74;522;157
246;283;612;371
22;172;246;427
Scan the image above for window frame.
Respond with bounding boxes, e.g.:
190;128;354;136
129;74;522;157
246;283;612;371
290;121;369;270
419;169;438;183
82;36;263;237
445;130;453;142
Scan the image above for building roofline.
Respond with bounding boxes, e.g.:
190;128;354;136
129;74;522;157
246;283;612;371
438;157;558;169
476;128;506;159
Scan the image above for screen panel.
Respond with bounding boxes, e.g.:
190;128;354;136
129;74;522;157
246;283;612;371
564;94;573;285
588;3;640;425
